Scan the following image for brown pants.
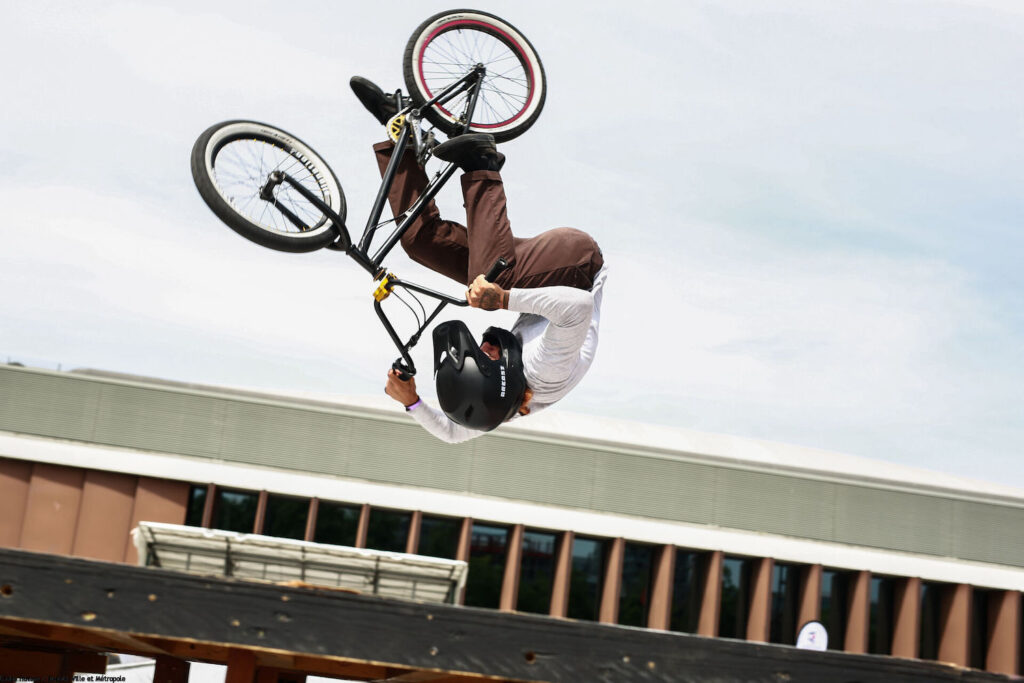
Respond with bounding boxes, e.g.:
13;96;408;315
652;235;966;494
373;142;603;290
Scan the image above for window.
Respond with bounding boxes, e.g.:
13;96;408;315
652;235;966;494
568;536;607;621
619;543;656;627
719;556;754;639
821;569;850;651
670;550;704;633
970;588;991;671
313;501;361;547
869;575;896;655
212;489;258;533
770;562;801;645
517;530;558;614
262;495;308;540
465;524;509;608
365;508;411;553
184;485;207;527
417;515;462;560
919;581;943;660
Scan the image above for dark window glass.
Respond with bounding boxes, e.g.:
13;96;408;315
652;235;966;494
869;575;896;655
417;515;461;559
821;569;850;650
366;508;411;553
919;581;942;660
568;536;607;621
212;489;258;533
719;556;753;639
670;550;704;633
185;485;207;526
619;543;656;627
262;495;308;540
970;588;991;671
517;530;558;614
770;563;801;645
314;501;361;547
465;524;509;608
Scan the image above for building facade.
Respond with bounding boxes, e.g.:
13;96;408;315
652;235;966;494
0;364;1022;675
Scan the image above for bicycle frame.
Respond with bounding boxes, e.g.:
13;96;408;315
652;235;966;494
259;65;497;377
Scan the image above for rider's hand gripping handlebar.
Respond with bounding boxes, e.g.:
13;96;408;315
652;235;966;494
391;257;510;381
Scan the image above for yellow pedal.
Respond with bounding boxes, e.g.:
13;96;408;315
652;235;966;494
373;273;395;302
387;114;406;143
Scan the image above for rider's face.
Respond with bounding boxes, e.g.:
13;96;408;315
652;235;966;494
480;340;500;361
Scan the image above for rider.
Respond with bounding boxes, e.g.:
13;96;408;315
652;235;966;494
350;77;607;443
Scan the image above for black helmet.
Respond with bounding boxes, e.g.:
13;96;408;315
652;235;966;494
432;321;527;431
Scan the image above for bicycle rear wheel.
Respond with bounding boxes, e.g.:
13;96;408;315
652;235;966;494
403;9;546;143
190;120;345;253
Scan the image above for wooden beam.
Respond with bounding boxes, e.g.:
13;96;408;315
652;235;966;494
0;617;169;656
255;668;306;683
0;647;107;676
227;649;258;683
154;655;191;683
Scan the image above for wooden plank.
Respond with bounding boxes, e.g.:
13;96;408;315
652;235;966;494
0;646;106;676
0;648;65;677
0;614;169;655
0;547;1015;683
154;655;191;683
227;649;258;683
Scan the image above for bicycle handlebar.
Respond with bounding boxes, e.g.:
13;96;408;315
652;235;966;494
484;257;510;282
390;257;511;382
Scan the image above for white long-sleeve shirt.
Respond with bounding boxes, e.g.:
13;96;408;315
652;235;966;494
408;265;607;443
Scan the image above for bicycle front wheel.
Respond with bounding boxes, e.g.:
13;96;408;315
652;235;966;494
190;121;345;253
403;9;547;143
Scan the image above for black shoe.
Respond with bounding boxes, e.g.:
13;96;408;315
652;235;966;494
432;134;505;172
350;76;407;125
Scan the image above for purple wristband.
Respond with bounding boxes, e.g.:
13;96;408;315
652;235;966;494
405;398;422;412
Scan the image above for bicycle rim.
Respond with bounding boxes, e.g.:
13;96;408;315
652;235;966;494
416;20;538;132
210;135;334;237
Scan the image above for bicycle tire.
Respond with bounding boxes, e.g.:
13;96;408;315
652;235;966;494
190;120;345;253
403;9;547;143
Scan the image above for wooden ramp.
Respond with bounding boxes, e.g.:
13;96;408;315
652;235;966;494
0;548;1012;682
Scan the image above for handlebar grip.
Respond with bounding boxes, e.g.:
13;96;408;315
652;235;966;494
392;360;415;380
484;257;510;282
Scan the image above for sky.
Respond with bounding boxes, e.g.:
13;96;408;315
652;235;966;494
2;1;1022;488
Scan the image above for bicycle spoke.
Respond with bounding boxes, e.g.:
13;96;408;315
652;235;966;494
419;26;534;127
213;137;332;234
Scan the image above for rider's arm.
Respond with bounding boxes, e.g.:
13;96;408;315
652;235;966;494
507;285;594;382
407;400;485;443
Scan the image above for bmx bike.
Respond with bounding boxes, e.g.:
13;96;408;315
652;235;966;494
190;10;546;379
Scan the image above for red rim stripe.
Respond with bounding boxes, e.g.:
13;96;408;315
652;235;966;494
417;19;535;129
